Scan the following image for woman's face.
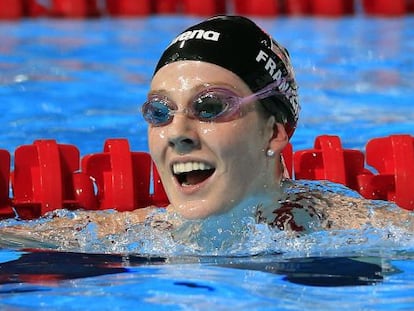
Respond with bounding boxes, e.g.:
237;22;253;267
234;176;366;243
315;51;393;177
147;61;287;219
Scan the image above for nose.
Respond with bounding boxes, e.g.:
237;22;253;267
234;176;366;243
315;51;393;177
169;136;200;154
167;115;201;154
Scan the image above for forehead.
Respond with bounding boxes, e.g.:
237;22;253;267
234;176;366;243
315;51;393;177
150;61;252;95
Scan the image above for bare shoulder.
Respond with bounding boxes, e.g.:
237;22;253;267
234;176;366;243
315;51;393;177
320;192;413;230
266;180;413;232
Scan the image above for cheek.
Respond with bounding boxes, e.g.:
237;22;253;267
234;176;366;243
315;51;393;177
148;128;168;163
201;119;267;157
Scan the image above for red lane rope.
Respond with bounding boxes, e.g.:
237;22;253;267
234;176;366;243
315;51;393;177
0;0;413;19
0;134;412;220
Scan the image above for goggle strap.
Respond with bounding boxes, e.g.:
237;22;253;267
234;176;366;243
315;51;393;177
240;77;294;106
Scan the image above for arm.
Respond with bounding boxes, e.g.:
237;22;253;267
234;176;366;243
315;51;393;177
0;206;161;249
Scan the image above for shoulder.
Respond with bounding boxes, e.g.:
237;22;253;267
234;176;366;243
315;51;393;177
256;180;327;233
258;179;413;232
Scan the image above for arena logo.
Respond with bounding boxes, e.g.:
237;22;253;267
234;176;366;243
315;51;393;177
170;29;221;48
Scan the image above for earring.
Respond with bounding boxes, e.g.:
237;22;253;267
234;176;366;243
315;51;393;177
266;149;275;157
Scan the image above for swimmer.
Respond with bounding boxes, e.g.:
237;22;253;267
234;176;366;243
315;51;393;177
1;15;412;251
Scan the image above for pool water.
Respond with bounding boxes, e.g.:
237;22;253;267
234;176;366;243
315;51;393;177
2;16;413;154
0;15;414;310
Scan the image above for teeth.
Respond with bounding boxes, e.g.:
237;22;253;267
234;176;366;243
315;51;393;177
172;162;213;174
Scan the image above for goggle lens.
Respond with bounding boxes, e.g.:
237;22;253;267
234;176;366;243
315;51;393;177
193;92;230;121
142;98;173;126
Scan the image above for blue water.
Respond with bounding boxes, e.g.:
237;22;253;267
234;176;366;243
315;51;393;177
0;15;414;310
1;16;413;155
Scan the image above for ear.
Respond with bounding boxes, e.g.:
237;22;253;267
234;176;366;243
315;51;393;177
266;119;289;154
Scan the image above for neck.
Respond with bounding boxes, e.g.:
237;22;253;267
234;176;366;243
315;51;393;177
171;186;283;254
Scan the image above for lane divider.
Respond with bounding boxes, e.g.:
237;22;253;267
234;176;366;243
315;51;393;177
0;134;412;220
1;0;413;19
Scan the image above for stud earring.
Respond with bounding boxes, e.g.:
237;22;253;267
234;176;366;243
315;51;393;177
266;149;275;157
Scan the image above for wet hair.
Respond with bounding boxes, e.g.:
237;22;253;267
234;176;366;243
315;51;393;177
154;15;300;137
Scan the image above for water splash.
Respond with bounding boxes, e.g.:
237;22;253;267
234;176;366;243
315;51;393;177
0;181;413;257
1;210;412;258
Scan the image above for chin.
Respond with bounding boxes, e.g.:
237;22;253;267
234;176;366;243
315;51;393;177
171;195;240;220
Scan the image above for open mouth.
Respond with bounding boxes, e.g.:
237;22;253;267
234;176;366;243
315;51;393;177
172;161;215;187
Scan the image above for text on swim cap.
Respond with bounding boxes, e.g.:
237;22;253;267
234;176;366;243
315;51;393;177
256;50;299;113
170;29;220;48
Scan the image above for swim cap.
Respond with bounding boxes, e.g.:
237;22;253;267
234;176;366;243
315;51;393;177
154;15;300;137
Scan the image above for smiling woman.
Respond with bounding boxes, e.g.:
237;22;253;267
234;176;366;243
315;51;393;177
148;62;286;220
146;15;298;221
0;15;413;253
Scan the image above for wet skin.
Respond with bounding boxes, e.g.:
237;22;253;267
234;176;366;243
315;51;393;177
148;61;289;220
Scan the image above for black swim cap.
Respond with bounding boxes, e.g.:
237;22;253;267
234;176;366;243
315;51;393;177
154;15;300;137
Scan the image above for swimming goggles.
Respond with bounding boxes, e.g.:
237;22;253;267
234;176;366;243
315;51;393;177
141;79;288;127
